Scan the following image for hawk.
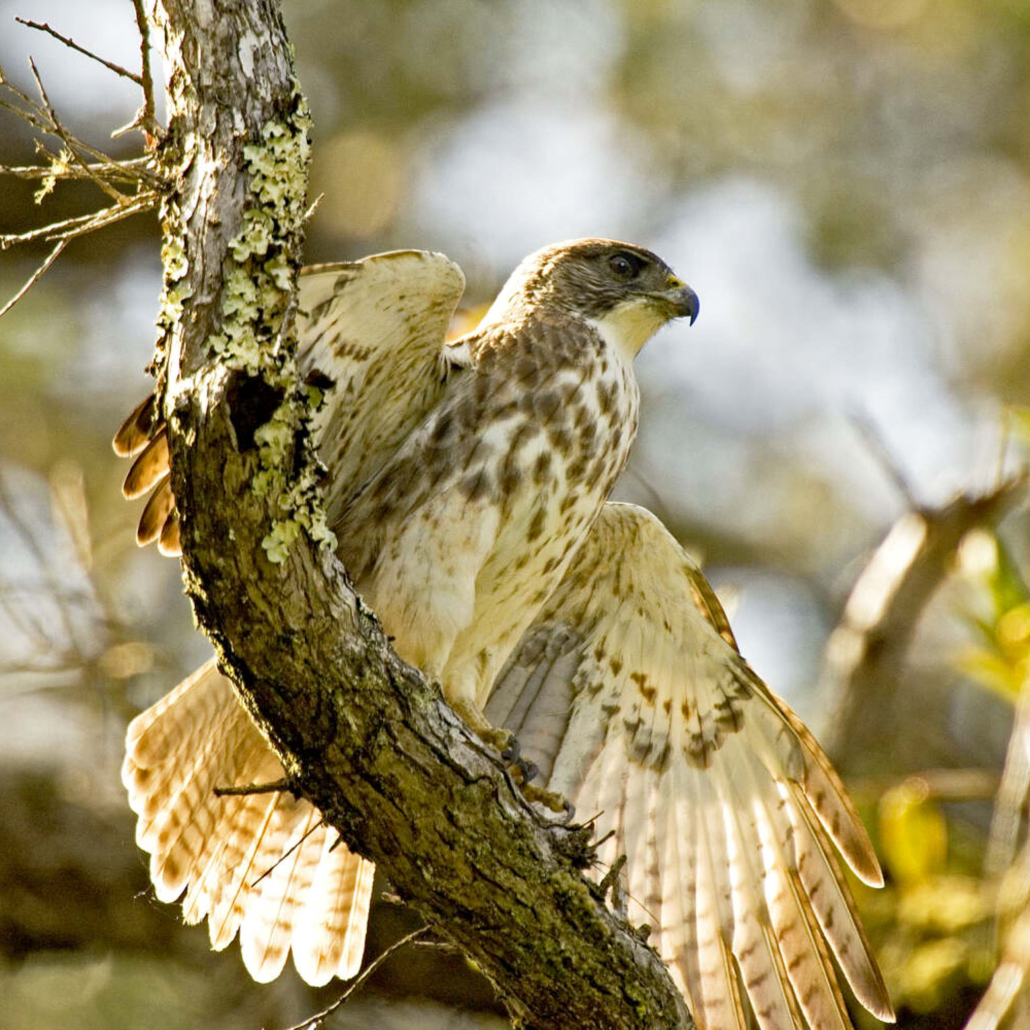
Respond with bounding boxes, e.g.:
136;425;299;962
117;240;894;1030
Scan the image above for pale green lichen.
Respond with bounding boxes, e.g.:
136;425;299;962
229;208;275;261
162;236;189;280
261;518;302;564
264;252;292;291
188;86;328;565
165;278;194;317
252;401;295;496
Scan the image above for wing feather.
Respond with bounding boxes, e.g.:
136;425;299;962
490;502;894;1029
299;250;467;524
122;424;169;499
137;477;175;546
113;392;159;457
788;791;894;1019
695;785;748;1030
123;659;375;985
715;752;799;1030
115;249;468;552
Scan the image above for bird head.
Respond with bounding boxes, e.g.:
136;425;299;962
482;238;699;359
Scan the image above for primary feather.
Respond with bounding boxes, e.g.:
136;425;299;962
489;503;894;1028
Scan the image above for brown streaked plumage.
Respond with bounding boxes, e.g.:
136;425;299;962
119;241;892;1029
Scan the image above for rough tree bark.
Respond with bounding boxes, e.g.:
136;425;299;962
149;1;693;1026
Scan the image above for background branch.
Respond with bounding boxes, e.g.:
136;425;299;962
819;476;1026;772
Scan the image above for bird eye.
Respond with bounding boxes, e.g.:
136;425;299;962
608;252;642;279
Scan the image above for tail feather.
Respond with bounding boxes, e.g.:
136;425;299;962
123;660;376;986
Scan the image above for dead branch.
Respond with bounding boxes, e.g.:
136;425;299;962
818;475;1027;772
0;238;66;319
0;17;166;315
127;0;159;140
0;154;153;183
280;926;431;1030
26;56;124;203
15;18;143;85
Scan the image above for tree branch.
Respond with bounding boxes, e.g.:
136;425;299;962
15;18;144;85
818;475;1026;772
150;1;691;1026
0;238;66;319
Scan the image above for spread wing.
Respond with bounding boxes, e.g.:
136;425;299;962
122;659;375;985
487;503;894;1030
114;249;469;554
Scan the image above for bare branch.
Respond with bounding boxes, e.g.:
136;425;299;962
45;192;158;239
0;58;160;185
848;408;919;509
0;155;153;183
27;57;125;203
0;472;81;658
130;0;160;140
250;818;326;889
213;778;292;797
15;18;143;85
0;191;157;318
818;474;1027;771
280;927;430;1030
0;191;158;250
966;899;1030;1030
0;238;66;320
986;678;1030;876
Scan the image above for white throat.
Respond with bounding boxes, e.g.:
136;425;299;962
586;299;668;362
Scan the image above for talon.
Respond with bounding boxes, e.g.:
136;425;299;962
499;734;520;764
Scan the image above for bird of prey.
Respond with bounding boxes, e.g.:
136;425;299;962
118;239;894;1030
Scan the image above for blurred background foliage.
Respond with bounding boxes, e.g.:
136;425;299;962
2;0;1030;1027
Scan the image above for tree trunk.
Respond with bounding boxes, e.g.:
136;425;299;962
149;1;692;1026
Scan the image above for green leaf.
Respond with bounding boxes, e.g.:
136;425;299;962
879;779;948;884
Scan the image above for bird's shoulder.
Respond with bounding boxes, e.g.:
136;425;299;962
469;310;611;374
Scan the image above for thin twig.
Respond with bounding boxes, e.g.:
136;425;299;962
0;238;66;320
15;19;143;85
0;155;153;183
0;92;53;136
986;679;1030;877
250;818;325;889
0;191;158;252
0;576;53;653
213;777;291;797
997;407;1012;491
0;472;80;657
1;207;122;248
27;57;125;203
0;62;160;186
47;192;158;240
279;927;430;1030
848;408;919;509
130;0;159;140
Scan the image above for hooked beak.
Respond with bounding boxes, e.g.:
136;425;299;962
660;277;699;326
